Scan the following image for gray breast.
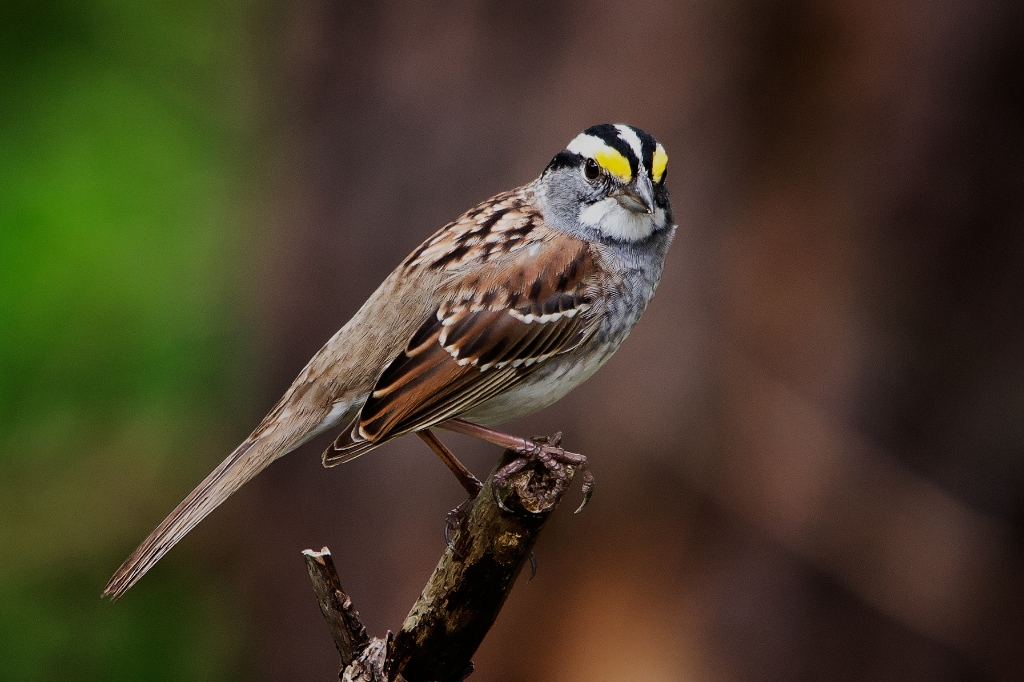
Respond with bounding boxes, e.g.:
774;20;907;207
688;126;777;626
461;227;674;427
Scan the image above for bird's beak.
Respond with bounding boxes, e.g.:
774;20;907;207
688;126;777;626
613;173;655;214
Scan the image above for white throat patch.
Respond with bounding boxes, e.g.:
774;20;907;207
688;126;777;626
578;198;666;242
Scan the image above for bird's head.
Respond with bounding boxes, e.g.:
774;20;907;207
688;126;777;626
538;123;672;243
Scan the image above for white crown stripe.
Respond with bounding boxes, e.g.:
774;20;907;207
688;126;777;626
614;125;645;167
566;133;610;158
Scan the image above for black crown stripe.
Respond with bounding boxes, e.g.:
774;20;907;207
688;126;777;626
547;126;663;182
546;150;584;173
631;127;658;179
582;124;639;178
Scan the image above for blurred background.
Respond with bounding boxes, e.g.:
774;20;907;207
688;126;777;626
2;0;1023;680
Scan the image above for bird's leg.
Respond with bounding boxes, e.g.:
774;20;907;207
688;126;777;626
417;429;483;496
416;429;482;554
438;418;595;513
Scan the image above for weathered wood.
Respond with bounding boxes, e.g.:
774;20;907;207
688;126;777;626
388;443;575;682
303;547;371;668
343;636;390;682
304;438;579;681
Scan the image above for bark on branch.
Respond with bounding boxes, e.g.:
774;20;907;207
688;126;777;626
303;441;579;681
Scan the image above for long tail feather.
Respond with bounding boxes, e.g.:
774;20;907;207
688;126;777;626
103;437;278;600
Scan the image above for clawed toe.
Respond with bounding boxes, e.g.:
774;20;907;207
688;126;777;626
575;468;595;513
492;434;593;514
491;482;514;513
444;497;475;556
437;421;595;516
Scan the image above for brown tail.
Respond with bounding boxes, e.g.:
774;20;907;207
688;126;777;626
103;436;280;600
322;420;383;467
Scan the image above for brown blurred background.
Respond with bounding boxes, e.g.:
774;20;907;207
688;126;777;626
237;1;1024;679
4;0;1023;680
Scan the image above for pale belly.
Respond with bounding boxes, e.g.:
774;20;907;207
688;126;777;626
459;262;660;427
457;342;617;426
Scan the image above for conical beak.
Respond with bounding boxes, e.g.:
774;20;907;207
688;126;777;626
614;173;655;214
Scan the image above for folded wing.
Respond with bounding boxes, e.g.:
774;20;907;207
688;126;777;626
324;232;603;464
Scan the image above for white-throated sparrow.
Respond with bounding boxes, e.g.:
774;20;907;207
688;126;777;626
104;124;674;599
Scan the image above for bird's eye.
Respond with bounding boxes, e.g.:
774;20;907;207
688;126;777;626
583;158;601;181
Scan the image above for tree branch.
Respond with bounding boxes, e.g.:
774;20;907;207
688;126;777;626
303;439;579;681
303;548;370;665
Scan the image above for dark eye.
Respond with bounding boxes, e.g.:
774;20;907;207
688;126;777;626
583;158;601;181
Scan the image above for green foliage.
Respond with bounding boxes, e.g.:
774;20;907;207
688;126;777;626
0;0;257;678
0;571;245;682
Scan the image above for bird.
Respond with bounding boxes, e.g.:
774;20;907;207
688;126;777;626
103;123;675;600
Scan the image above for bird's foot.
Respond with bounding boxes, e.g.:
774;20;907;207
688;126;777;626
444;496;476;557
492;432;595;514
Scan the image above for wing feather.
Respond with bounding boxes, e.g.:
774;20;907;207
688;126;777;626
323;231;603;464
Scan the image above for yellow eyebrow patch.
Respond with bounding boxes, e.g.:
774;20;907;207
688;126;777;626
594;147;632;183
651;144;668;183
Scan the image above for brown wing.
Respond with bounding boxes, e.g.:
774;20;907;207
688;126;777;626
323;228;602;464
